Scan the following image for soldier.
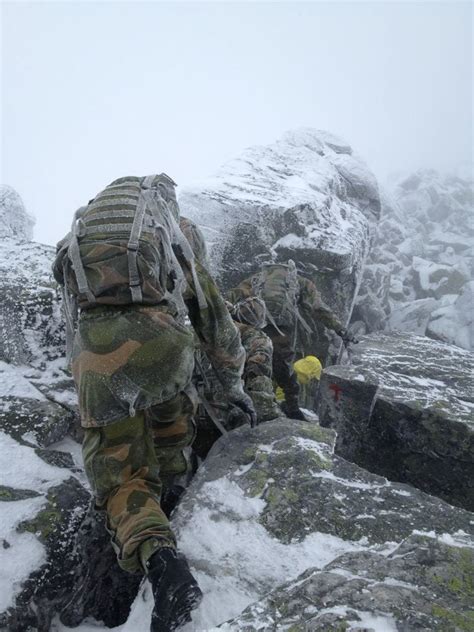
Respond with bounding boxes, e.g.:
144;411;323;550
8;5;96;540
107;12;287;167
228;261;357;420
193;296;282;459
53;175;256;632
178;217;280;458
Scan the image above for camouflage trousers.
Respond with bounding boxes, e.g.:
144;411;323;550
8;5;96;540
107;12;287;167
82;389;196;574
264;325;300;407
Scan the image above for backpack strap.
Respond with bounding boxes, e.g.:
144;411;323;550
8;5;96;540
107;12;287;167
68;206;95;304
127;191;148;303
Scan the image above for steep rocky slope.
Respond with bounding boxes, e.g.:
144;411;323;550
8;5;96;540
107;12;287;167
352;170;473;350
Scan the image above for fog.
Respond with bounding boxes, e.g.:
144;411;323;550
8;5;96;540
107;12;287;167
2;1;472;245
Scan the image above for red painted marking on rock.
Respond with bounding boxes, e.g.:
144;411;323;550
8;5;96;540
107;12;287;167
329;383;343;402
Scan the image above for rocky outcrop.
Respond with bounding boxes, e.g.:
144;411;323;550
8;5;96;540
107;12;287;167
167;419;473;631
179;128;381;363
0;237;64;366
318;331;474;511
0;186;35;241
221;534;474;631
352;170;473;350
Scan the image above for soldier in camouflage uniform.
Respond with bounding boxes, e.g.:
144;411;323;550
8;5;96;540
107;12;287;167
193;296;282;459
228;262;356;420
178;217;280;458
53;176;256;632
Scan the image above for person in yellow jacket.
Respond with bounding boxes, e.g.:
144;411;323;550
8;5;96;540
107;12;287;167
276;355;322;411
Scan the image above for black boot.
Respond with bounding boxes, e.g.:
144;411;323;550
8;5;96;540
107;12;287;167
147;547;203;632
281;401;307;421
160;484;185;519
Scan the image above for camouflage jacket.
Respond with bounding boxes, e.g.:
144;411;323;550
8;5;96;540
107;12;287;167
228;273;343;335
68;257;246;427
196;321;280;425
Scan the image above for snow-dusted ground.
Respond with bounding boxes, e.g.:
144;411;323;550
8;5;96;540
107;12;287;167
0;430;70;613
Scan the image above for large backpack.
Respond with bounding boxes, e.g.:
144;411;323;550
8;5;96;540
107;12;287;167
54;174;206;356
251;261;312;338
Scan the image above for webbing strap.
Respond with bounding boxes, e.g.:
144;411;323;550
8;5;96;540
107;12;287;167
88;197;138;209
127;192;148;303
84;209;135;222
168;213;208;310
142;175;156;189
68;207;95;303
294;305;313;335
81;221;155;236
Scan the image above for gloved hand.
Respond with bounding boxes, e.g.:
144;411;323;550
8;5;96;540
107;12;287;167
338;328;359;347
229;393;258;428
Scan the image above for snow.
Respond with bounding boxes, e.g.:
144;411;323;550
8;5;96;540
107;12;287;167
0;185;35;241
173;476;365;630
346;611;398;631
0;361;46;401
179;127;378;274
0;498;47;612
0;431;70;612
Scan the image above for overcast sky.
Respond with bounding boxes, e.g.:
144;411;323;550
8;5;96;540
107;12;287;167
2;1;472;245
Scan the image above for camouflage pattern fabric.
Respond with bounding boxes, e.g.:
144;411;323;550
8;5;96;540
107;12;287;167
237;322;280;422
82;391;196;574
228;270;343;404
179;216;210;269
71;260;246;428
66;240;246;574
228;272;343;336
53;175;183;309
193;321;280;459
72;305;195;427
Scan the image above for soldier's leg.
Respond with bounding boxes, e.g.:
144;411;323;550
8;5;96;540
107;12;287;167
82;412;175;575
267;331;300;407
146;389;197;515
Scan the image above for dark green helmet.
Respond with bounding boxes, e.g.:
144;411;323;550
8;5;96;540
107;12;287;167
231;297;267;329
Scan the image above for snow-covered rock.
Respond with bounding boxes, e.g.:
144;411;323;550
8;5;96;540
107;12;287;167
220;534;474;631
0;186;35;241
0;236;65;365
166;420;473;631
318;331;474;511
179;128;381;363
352;170;473;350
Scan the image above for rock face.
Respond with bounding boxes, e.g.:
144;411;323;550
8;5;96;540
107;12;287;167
352;170;473;350
318;331;474;511
167;420;473;631
221;534;474;631
0;186;35;241
179;128;381;363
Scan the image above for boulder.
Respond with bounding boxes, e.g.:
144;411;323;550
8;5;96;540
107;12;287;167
0;186;34;241
0;238;65;365
351;170;473;350
318;332;474;511
156;419;473;630
388;297;437;334
179;128;381;363
220;534;474;631
427;282;474;350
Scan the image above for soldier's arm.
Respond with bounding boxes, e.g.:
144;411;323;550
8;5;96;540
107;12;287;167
184;261;248;401
298;277;344;334
237;323;280;422
238;324;273;382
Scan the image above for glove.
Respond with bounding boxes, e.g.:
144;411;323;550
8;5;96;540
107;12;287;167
338;328;359;347
229;394;258;428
